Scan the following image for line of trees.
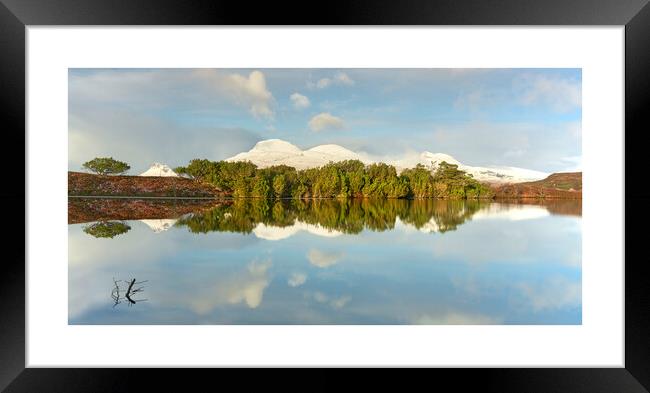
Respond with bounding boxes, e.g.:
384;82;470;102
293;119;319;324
174;159;494;199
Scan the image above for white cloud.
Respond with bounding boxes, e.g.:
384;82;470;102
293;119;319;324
192;69;274;119
518;74;581;113
310;72;355;89
290;92;310;109
453;73;580;114
307;249;344;268
427;121;580;173
72;69;276;120
316;78;331;89
68;69;269;172
308;112;345;132
68;111;260;173
334;72;355;86
288;272;307;287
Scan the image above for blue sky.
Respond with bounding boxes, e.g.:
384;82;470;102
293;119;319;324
69;68;581;174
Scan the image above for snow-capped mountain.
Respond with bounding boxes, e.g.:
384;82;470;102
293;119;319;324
226;139;359;171
139;163;179;177
399;151;548;183
225;139;547;183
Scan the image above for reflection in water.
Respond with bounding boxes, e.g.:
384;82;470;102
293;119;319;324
111;278;148;307
68;198;582;325
174;198;487;235
83;221;131;238
140;219;178;233
70;197;582;236
68;198;221;224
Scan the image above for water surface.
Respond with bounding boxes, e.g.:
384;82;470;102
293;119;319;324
68;198;581;324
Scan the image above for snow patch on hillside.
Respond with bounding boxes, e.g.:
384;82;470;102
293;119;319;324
139;163;179;177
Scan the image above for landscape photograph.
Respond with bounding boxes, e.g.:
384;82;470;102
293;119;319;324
68;68;582;325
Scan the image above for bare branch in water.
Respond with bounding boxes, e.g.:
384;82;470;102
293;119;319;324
111;277;148;307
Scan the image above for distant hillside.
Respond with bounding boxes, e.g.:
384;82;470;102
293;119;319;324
493;172;582;199
68;172;227;198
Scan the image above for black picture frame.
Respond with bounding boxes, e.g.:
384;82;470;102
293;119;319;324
2;0;647;390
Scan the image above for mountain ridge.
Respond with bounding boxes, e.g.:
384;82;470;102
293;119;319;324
225;139;548;183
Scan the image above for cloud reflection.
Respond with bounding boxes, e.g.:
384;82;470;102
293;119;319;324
516;276;581;312
188;259;272;313
69;199;581;324
307;249;345;268
288;272;307;287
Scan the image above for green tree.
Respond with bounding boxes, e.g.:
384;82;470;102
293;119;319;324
291;178;309;199
251;174;271;198
174;166;188;176
313;164;342;198
348;170;365;197
402;164;433;198
175;157;495;201
431;161;494;199
362;163;401;198
335;160;365;197
386;176;410;198
232;177;250;198
272;174;286;198
83;157;130;175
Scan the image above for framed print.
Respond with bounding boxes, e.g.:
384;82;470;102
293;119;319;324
3;0;648;391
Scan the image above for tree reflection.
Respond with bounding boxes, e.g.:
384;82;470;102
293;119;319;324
111;278;148;307
175;198;485;235
83;221;131;238
74;198;582;237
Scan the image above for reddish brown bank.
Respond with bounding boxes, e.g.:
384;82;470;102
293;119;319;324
493;172;582;199
68;171;227;198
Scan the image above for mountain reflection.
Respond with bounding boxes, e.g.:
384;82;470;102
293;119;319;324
70;197;582;237
68;198;582;324
176;198;484;235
